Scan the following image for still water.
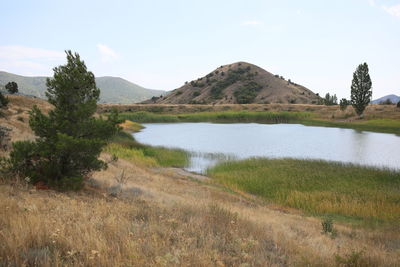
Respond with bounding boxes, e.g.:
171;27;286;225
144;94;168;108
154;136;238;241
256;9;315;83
134;123;400;173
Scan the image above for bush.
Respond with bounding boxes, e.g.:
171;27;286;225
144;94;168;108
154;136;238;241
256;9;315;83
321;217;337;237
397;101;400;108
0;91;8;108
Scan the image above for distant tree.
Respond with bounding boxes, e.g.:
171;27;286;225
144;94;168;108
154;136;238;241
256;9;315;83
351;63;372;116
323;93;338;105
397;101;400;108
5;82;18;94
9;51;121;190
339;98;349;111
379;99;393;105
0;91;9;108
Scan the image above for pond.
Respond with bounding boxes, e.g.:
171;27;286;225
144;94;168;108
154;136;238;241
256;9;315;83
133;123;400;173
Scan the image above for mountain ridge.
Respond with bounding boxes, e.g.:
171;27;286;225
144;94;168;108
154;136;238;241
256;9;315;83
0;71;165;104
371;94;400;105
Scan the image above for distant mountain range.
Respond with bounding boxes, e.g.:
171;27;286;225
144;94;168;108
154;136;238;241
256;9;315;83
146;62;320;104
0;71;165;104
371;94;400;105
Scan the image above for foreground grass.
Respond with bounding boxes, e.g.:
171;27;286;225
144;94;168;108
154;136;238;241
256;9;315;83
104;131;189;168
119;111;400;135
0;185;287;266
207;158;400;225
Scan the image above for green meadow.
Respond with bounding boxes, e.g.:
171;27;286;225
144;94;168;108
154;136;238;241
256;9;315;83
207;158;400;225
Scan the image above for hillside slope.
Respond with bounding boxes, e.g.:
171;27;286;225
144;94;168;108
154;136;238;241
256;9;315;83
0;71;165;104
371;94;400;104
149;62;320;104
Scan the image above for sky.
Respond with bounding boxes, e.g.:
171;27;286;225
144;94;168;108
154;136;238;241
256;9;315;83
0;0;399;99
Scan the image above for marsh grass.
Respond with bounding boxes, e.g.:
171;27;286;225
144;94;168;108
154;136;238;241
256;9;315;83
302;118;400;135
104;131;189;168
207;158;400;225
119;111;312;124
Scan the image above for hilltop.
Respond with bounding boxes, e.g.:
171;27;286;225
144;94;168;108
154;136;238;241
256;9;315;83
371;94;400;105
148;62;320;104
0;71;165;104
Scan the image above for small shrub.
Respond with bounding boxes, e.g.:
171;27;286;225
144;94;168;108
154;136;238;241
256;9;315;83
321;217;337;237
193;91;201;97
0;91;9;108
176;91;183;95
17;116;24;122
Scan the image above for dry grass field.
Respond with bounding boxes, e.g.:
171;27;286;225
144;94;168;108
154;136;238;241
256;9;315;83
1;96;399;266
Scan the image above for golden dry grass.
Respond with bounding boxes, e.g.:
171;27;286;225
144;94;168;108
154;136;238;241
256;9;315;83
1;154;399;266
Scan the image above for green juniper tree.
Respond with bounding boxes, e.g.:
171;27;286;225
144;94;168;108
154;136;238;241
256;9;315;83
9;51;121;190
5;81;18;94
351;63;372;116
339;98;349;111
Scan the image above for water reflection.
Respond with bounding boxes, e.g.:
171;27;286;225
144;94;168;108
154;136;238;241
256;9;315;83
134;123;400;173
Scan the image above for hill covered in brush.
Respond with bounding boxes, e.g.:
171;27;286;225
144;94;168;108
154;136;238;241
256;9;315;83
148;62;320;104
0;71;165;104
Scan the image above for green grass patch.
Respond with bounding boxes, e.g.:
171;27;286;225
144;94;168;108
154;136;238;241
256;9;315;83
301;119;400;135
207;158;400;226
119;111;312;124
105;131;189;168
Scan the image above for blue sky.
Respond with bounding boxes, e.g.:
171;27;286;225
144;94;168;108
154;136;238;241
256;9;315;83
1;0;399;99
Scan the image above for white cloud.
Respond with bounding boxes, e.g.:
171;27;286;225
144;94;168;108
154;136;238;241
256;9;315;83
368;0;375;7
382;4;400;17
97;44;119;62
243;20;262;26
0;45;64;60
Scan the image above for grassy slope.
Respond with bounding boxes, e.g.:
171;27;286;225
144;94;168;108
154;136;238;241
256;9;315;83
105;130;189;168
207;159;400;226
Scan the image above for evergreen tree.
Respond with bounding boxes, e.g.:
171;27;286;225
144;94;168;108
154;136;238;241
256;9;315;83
351;63;372;116
5;81;18;94
339;98;349;111
9;51;121;190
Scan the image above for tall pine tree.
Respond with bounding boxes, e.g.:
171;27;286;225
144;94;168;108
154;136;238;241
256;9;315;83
351;63;372;116
10;51;121;190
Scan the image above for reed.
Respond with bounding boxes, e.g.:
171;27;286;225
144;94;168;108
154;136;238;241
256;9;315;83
207;158;400;225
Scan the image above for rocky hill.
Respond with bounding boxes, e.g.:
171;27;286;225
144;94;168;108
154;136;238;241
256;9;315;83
0;71;165;104
148;62;320;104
